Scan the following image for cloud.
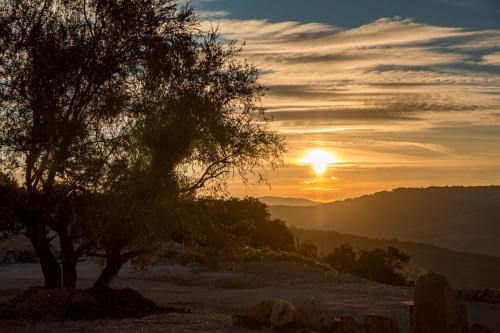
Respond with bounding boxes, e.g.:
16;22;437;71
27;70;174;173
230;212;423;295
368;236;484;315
483;51;500;65
197;10;230;18
204;15;500;199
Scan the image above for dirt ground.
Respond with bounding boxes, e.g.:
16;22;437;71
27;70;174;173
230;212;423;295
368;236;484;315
1;259;499;332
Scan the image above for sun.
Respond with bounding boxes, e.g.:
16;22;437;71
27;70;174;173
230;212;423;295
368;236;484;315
300;149;338;175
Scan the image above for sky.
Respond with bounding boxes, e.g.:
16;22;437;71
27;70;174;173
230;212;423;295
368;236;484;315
193;0;500;202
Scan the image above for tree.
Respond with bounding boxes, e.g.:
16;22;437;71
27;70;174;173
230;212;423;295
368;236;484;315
324;244;356;272
324;244;410;285
0;173;23;233
298;240;318;258
0;0;284;289
196;198;294;252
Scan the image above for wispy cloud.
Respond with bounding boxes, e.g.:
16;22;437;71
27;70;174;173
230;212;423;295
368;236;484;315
205;15;500;200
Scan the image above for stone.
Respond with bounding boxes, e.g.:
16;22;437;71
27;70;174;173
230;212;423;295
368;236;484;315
468;324;494;333
363;315;401;333
294;297;335;332
337;316;365;333
233;299;295;329
411;272;468;333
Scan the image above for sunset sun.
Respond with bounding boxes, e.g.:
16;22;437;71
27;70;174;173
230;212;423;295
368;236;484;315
300;149;338;175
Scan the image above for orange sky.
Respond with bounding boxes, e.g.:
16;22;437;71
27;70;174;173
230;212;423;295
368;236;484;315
200;15;500;201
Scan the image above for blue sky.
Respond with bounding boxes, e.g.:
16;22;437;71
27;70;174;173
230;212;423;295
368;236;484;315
191;0;500;201
199;0;500;29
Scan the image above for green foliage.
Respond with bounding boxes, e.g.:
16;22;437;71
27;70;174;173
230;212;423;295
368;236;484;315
0;0;284;288
0;174;23;232
242;247;334;272
324;244;356;269
194;197;295;252
298;240;319;258
324;244;410;285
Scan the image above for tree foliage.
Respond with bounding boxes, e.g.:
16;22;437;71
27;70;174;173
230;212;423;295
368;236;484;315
324;244;410;285
0;0;284;288
201;198;295;252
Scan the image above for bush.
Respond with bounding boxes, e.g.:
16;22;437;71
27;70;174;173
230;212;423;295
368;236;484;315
197;198;295;252
324;244;410;285
297;240;319;258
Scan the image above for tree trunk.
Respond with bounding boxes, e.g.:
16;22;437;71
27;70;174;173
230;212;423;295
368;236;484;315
62;258;78;288
59;232;78;288
26;220;62;288
93;254;125;289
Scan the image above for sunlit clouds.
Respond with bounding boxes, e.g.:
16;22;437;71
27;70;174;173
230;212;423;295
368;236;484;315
200;12;500;201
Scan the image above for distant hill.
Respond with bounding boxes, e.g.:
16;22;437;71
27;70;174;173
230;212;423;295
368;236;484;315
270;186;500;256
294;228;500;290
258;196;322;207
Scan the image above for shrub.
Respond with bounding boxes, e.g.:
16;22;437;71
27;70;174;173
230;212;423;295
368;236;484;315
297;240;319;258
324;244;410;285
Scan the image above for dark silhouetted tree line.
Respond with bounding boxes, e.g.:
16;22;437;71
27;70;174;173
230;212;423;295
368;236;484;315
0;0;284;289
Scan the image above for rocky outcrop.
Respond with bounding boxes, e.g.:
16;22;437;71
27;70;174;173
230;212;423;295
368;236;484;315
294;297;335;332
233;299;295;329
411;272;468;333
234;298;402;333
363;315;401;333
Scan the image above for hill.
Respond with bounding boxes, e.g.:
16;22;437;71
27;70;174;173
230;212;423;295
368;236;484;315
258;196;322;207
294;228;500;289
270;186;500;256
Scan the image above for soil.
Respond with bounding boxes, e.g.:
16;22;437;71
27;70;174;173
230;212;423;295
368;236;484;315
0;286;173;320
0;258;499;332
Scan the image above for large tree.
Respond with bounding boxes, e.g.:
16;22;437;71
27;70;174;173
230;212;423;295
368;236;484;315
0;0;284;289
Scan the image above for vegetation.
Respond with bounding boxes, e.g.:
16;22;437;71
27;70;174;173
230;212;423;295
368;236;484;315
205;198;294;251
324;244;410;285
0;0;284;289
294;228;500;289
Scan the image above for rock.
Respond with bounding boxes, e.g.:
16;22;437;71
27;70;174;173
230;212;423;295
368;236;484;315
411;272;468;333
337;316;365;333
468;324;494;333
233;299;295;329
294;297;335;332
363;315;401;333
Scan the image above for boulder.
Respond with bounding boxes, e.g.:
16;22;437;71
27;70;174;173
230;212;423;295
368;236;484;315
411;272;468;333
337;316;365;333
363;315;401;333
233;299;295;329
294;297;335;332
468;324;494;333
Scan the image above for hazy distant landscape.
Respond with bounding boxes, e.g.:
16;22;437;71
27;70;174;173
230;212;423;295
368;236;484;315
270;186;500;257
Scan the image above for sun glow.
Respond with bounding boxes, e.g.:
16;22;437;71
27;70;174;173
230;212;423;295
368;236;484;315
300;149;338;175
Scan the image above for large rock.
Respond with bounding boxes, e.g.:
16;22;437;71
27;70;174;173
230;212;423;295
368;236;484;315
294;298;335;332
468;324;494;333
233;299;295;329
363;315;401;333
411;272;468;333
337;316;365;333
